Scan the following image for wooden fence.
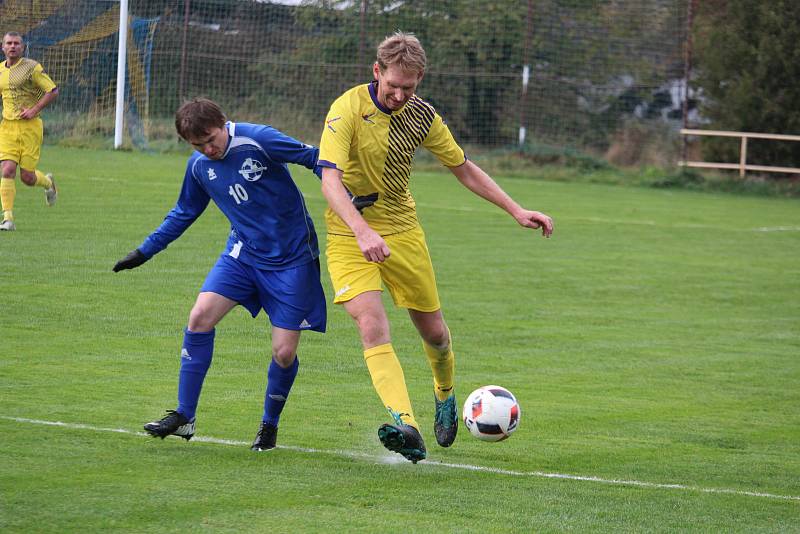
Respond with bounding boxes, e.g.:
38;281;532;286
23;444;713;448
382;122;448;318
679;129;800;177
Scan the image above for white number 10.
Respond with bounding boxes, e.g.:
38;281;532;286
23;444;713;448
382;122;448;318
228;183;249;204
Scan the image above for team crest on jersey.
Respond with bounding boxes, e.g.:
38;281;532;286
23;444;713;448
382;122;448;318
207;168;217;180
238;158;267;181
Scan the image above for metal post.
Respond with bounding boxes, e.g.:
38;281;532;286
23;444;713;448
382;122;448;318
179;0;190;102
114;0;129;149
519;0;533;148
358;0;367;70
681;0;695;163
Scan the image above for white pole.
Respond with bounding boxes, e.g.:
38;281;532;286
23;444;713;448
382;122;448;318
518;64;530;146
114;0;128;149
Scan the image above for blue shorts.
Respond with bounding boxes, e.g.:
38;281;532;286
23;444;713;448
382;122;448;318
201;254;327;332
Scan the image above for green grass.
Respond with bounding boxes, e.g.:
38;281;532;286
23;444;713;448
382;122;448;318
2;146;799;532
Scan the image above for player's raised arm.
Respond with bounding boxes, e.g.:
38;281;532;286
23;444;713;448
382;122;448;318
448;159;553;238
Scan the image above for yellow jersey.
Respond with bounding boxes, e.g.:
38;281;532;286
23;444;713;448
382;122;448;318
319;82;465;236
0;58;57;121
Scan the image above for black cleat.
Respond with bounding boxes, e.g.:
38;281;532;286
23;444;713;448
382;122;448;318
144;410;195;441
251;422;278;451
378;423;427;463
434;394;458;447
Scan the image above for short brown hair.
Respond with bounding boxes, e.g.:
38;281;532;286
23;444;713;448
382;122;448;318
3;32;25;47
175;97;226;140
376;31;426;74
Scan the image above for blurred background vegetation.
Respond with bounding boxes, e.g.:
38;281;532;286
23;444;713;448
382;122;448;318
1;0;798;193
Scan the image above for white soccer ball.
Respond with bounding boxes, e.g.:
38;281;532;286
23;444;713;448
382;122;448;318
462;385;521;442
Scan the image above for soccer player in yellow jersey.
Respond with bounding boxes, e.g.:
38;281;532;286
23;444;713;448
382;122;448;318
0;32;59;232
319;32;553;463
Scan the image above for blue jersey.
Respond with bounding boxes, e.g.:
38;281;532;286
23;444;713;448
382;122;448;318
139;122;321;270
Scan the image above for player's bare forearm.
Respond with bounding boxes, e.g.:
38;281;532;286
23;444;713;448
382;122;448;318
321;167;390;261
449;159;553;237
450;160;519;213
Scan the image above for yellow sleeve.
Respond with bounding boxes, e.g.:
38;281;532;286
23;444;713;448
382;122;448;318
318;93;355;170
32;63;57;93
422;114;466;168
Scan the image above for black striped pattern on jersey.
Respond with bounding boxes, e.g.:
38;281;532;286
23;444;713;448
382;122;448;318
382;95;436;228
7;59;43;115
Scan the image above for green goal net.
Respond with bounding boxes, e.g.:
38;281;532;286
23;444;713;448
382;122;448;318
1;0;690;162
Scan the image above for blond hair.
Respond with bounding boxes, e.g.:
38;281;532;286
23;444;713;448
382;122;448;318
376;31;426;74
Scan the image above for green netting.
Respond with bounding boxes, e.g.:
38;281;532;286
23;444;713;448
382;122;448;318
1;0;690;160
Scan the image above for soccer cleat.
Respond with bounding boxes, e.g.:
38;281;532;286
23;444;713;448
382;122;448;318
0;219;15;231
434;393;458;447
143;410;195;441
44;174;57;206
378;423;427;463
251;422;278;451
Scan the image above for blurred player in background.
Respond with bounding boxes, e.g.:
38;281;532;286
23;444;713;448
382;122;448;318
0;31;59;232
318;32;553;462
113;97;326;451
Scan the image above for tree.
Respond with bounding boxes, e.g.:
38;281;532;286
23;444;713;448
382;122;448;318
694;0;800;171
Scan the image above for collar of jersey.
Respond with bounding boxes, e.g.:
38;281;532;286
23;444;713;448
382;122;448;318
219;121;235;159
368;81;395;115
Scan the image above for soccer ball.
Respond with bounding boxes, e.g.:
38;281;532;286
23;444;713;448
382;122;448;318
462;385;521;442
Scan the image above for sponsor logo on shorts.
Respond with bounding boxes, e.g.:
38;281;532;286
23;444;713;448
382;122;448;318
335;284;350;298
299;319;311;328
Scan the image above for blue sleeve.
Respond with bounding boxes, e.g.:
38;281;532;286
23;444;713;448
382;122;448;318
257;125;321;176
138;158;210;258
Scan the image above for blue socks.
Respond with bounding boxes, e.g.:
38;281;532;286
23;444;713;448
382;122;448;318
175;328;297;428
263;356;299;426
176;328;215;420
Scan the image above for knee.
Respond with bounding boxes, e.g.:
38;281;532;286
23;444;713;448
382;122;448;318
187;305;216;332
354;313;389;347
19;172;36;186
1;163;15;179
422;324;450;350
271;348;296;368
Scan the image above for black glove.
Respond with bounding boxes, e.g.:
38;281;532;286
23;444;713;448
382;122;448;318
351;192;379;213
113;248;148;272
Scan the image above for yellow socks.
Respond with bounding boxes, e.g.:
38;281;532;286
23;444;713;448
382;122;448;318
363;335;454;429
34;170;53;189
0;178;15;220
424;329;455;402
364;343;418;430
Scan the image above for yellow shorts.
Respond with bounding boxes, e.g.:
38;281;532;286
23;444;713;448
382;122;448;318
326;226;441;312
0;118;43;170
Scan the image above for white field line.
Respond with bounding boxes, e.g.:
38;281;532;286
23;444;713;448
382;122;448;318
4;415;799;502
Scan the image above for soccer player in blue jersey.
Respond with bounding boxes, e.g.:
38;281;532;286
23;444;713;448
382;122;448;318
319;33;553;462
113;98;326;451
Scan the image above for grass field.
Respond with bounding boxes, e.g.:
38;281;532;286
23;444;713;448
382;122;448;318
2;146;799;532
